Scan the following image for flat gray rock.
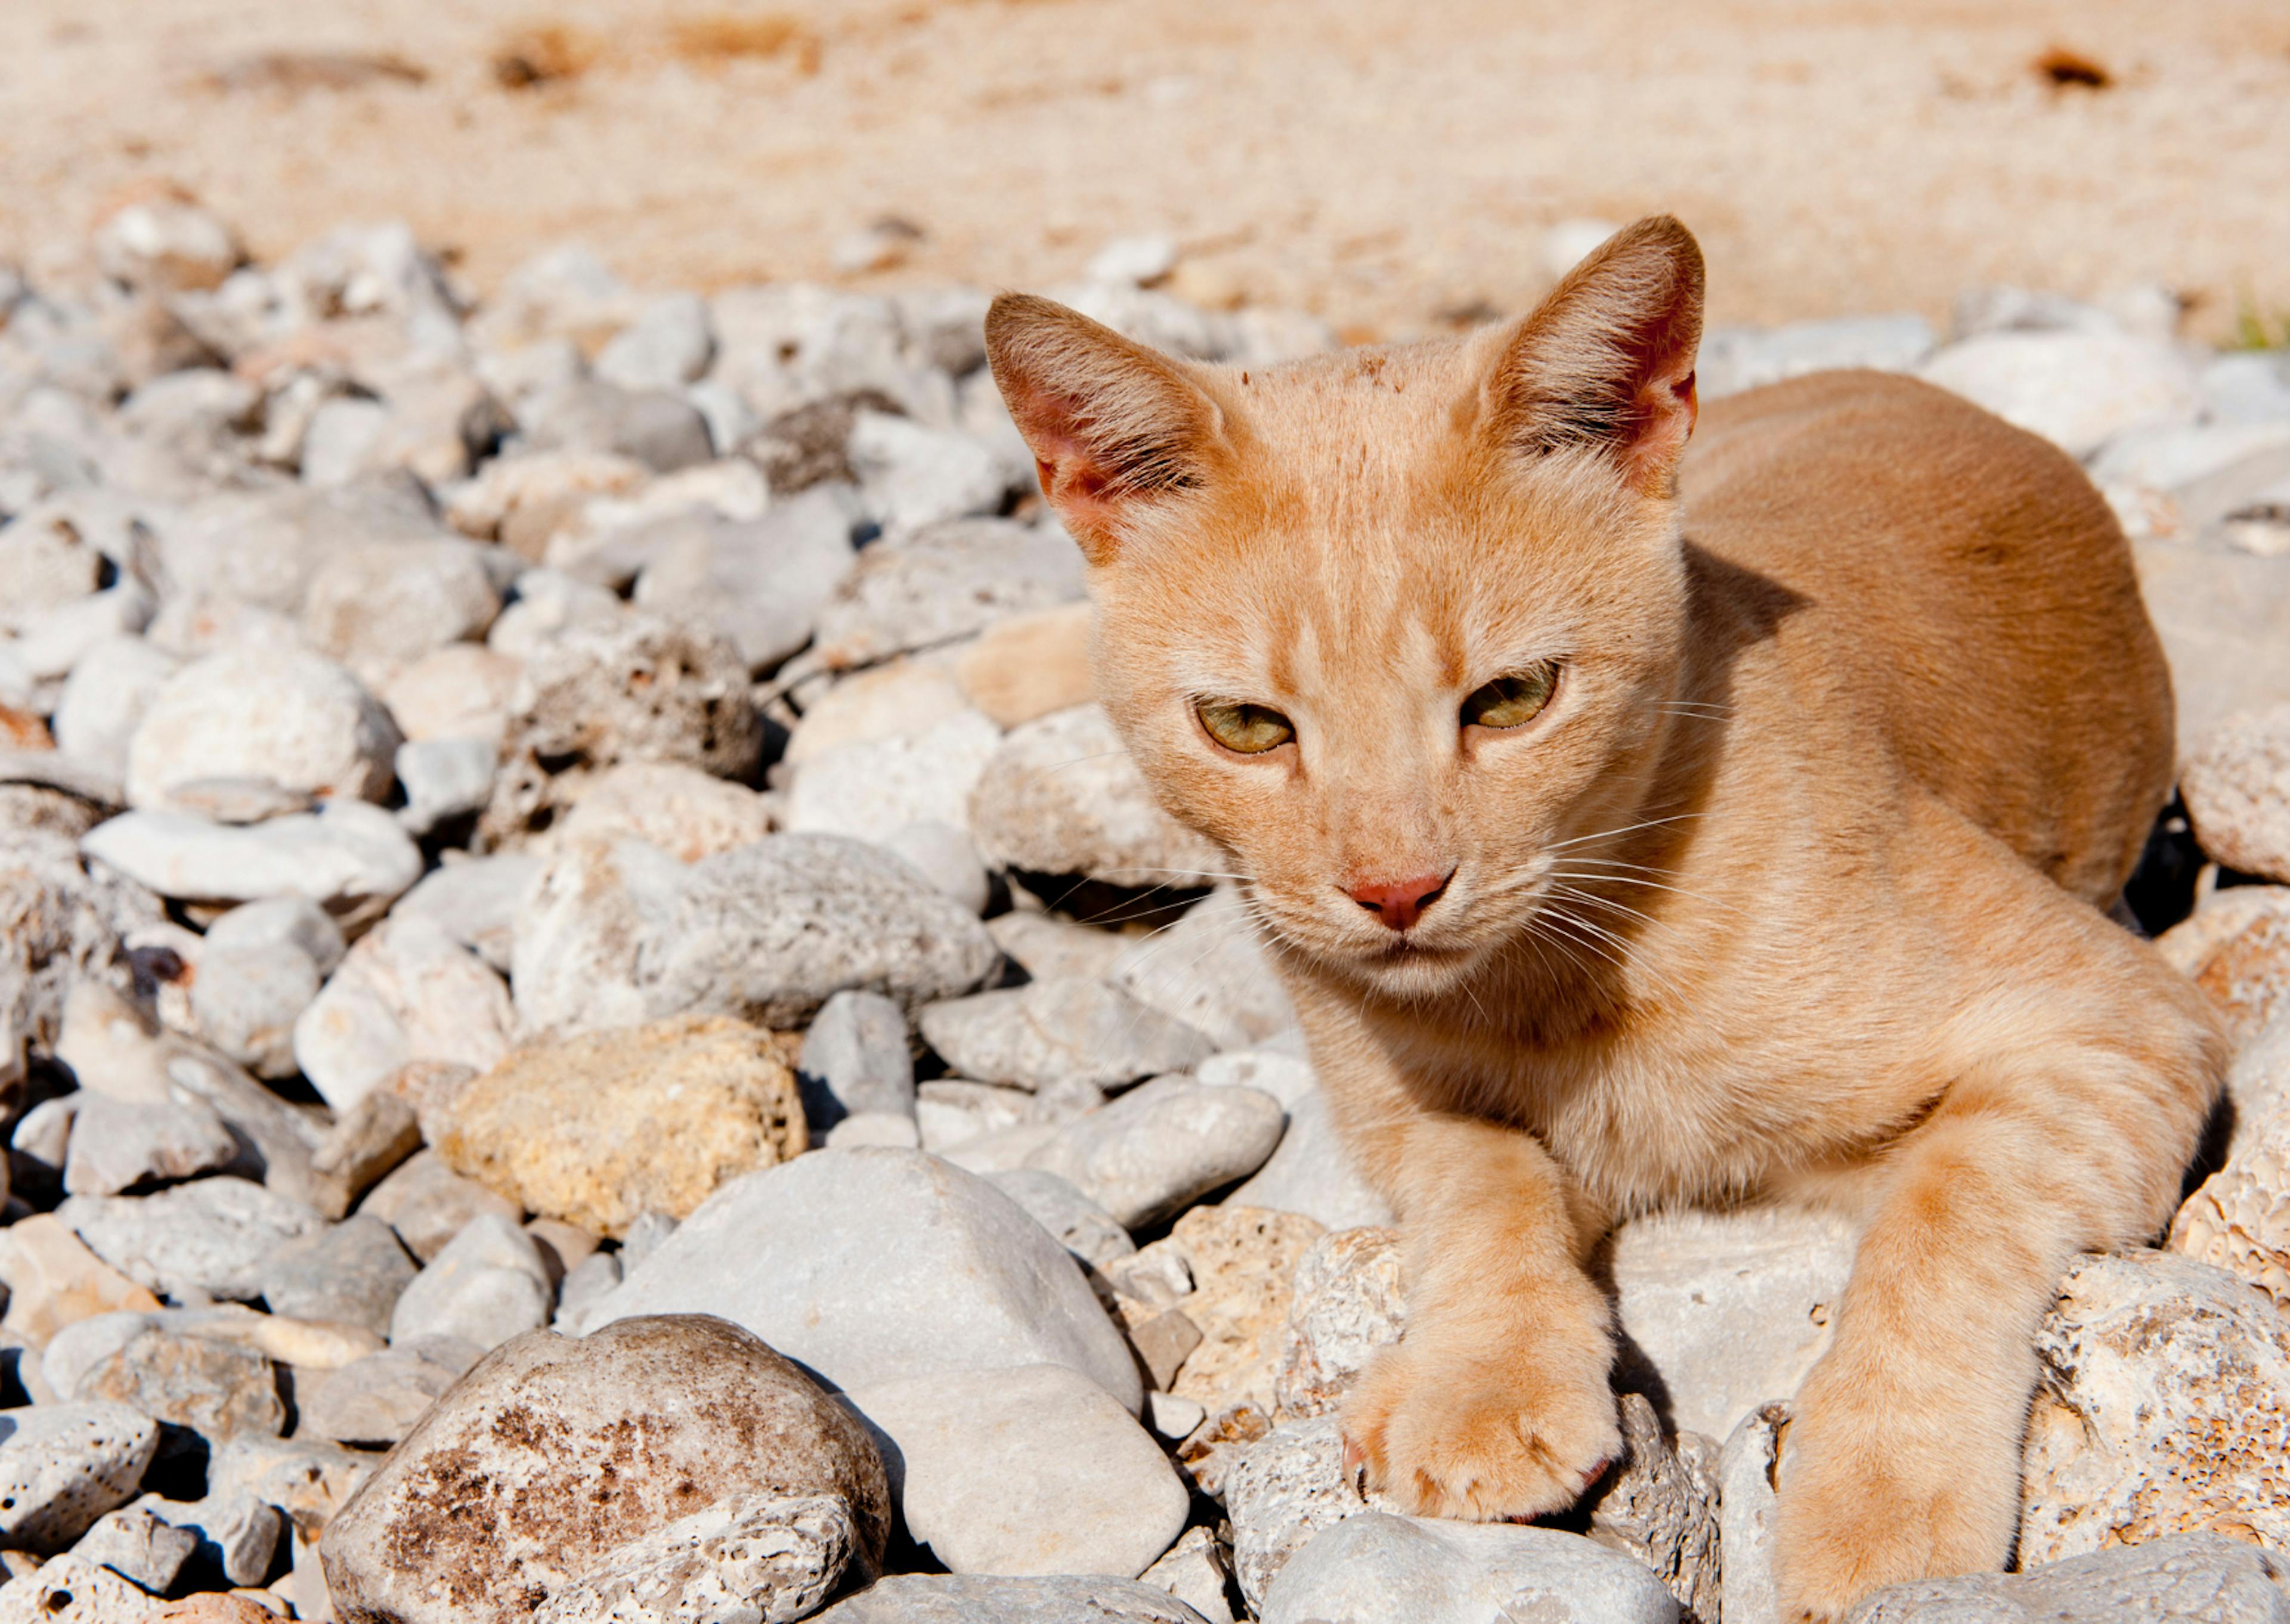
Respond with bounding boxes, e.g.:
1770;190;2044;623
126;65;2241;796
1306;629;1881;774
799;988;917;1130
358;1146;523;1263
1847;1532;2290;1623
297;1336;480;1448
1025;1076;1286;1229
79;800;423;926
919;976;1215;1095
73;1324;283;1443
844;1363;1187;1579
321;1315;889;1624
70;1502;198;1592
1109;885;1295;1051
388;853;540;975
512;832;1001;1037
808;518;1086;671
812;1575;1211;1624
0;1403;160;1554
581;1148;1142;1413
985;1167;1137;1271
60;1176;327;1301
1258;1511;1679;1624
60;1089;238;1197
388;1211;553;1351
258;1213;418;1338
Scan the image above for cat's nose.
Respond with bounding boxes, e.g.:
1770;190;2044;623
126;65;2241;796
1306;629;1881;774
1347;871;1453;932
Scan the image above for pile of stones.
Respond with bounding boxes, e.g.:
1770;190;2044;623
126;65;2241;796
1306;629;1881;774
0;199;2285;1622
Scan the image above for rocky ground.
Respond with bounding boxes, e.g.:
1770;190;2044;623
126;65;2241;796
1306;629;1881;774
0;202;2285;1622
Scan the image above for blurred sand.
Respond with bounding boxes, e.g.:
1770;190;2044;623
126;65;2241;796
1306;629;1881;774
2;0;2287;340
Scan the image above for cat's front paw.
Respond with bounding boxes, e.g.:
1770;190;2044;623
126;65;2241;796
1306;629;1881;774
1341;1342;1621;1522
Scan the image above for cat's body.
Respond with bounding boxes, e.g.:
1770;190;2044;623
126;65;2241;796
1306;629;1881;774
985;221;2225;1620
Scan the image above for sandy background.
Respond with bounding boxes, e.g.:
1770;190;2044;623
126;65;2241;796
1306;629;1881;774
2;0;2287;341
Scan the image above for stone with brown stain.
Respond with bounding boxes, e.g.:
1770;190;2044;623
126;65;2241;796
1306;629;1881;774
320;1314;889;1624
76;1327;284;1442
1163;1206;1326;1415
2195;905;2290;1045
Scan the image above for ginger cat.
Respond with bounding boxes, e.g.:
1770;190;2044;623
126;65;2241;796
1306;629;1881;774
985;218;2225;1619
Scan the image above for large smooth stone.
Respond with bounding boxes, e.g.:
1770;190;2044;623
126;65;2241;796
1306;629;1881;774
1258;1512;1679;1624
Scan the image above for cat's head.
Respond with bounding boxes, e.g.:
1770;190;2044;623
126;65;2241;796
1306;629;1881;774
986;217;1704;997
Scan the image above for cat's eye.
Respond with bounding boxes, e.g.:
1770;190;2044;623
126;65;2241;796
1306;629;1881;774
1197;700;1295;755
1462;665;1558;731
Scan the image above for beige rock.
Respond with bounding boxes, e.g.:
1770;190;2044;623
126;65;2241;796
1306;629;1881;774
306;1091;423;1221
1273;1226;1404;1421
0;1552;155;1622
2170;1112;2290;1309
78;1327;284;1442
2181;703;2290;884
433;1014;805;1239
445;448;650;547
956;602;1097;728
1587;1393;1722;1624
552;760;773;863
2153;884;2290;980
784;659;973;768
2195;904;2290;1045
986;912;1131;983
376;644;523;748
968;703;1225;885
1160;1206;1327;1414
0;1215;162;1343
157;1596;285;1620
357;1148;522;1263
291;915;513;1115
2019;1250;2290;1564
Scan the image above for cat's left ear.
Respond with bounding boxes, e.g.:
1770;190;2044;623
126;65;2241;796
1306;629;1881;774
1483;215;1706;497
985;293;1229;563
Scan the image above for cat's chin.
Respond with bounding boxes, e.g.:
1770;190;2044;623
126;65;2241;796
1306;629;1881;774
1311;934;1494;1000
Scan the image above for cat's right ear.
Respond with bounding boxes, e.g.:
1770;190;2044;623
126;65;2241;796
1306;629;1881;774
985;294;1227;563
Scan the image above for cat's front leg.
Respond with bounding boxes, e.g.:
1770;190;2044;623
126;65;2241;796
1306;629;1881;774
1774;1027;2213;1622
1343;1111;1621;1521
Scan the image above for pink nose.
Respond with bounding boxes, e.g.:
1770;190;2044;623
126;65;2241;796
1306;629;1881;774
1347;872;1452;932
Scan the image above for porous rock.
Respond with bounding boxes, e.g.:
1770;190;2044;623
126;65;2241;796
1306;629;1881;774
321;1316;890;1624
1583;1393;1721;1624
1847;1532;2290;1624
1274;1225;1405;1420
553;760;774;863
123;647;400;814
0;1552;156;1622
511;832;999;1037
844;1363;1188;1578
2170;1110;2290;1308
1162;1205;1326;1415
1;832;162;1098
2181;703;2290;884
530;1490;861;1624
578;1148;1143;1412
0;1403;160;1553
968;704;1224;884
431;1014;805;1239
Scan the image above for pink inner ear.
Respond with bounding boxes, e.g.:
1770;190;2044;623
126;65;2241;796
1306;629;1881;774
1624;365;1698;493
1007;378;1127;543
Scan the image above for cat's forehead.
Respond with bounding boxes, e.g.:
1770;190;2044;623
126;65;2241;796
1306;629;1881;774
1228;334;1485;442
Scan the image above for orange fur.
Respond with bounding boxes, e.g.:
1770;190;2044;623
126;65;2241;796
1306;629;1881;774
986;218;2225;1620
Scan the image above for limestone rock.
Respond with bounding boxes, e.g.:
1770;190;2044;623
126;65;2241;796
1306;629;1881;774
918;977;1215;1096
1163;1205;1326;1415
1222;1417;1392;1613
2182;703;2290;884
74;1327;283;1443
1;830;163;1098
812;1575;1211;1624
0;1403;160;1553
0;1552;156;1622
807;519;1086;672
72;1502;199;1592
796;989;915;1130
1228;1089;1395;1232
386;1212;553;1352
1110;886;1295;1050
0;1217;162;1344
124;647;400;814
1582;1393;1721;1624
258;1216;417;1338
296;1338;478;1448
1024;1077;1286;1229
1920;331;2199;460
60;1177;326;1302
1848;1532;2290;1624
1138;1526;1236;1624
432;1014;806;1239
531;1491;861;1624
785;708;1002;847
2195;904;2290;1045
1718;1403;1787;1624
299;538;503;682
1610;1205;1859;1442
358;1148;524;1263
628;491;858;672
983;1168;1137;1272
2019;1250;2290;1563
1258;1512;1681;1624
578;1148;1142;1412
1274;1226;1404;1421
510;832;999;1037
553;760;775;863
2170;1110;2290;1308
844;1363;1188;1578
61;1090;239;1197
79;801;422;926
292;915;513;1115
967;704;1224;884
321;1316;889;1624
187;896;343;1079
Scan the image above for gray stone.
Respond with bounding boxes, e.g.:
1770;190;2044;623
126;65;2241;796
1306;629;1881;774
825;1112;921;1149
359;1148;524;1263
80;801;423;926
882;820;992;915
1223;1418;1388;1613
69;1502;197;1592
1226;1089;1395;1232
596;292;716;393
812;1575;1212;1624
620;1210;680;1275
292;913;513;1114
581;1148;1142;1412
301;539;504;681
847;410;1013;535
511;832;1000;1036
0;1403;160;1553
321;1316;890;1624
556;1250;621;1326
1697;315;1936;399
988;911;1131;983
1920;331;2199;458
396;737;497;836
123;646;400;814
985;1168;1137;1271
807;519;1086;671
305;1090;424;1220
11;1095;76;1178
50;637;180;778
915;1080;1045;1152
1610;1205;1859;1442
387;1212;553;1352
2;829;165;1099
2019;1250;2290;1563
968;704;1224;885
847;1363;1187;1578
1110;887;1295;1050
258;1215;417;1337
1719;1403;1786;1624
1258;1513;1680;1624
1585;1394;1721;1624
206;1434;373;1542
143;1490;281;1587
798;989;915;1130
532;1490;861;1624
1140;1526;1235;1624
388;853;538;974
61;1090;239;1196
188;895;344;1078
1026;1077;1286;1229
1197;1049;1319;1109
630;492;858;671
73;1325;283;1442
1847;1532;2290;1624
297;1337;479;1448
521;378;714;473
0;1552;153;1622
1273;1226;1404;1420
95;200;242;294
61;1177;326;1301
785;709;1002;847
920;977;1216;1096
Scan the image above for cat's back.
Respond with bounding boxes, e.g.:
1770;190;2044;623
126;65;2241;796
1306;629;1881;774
1676;368;2173;904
